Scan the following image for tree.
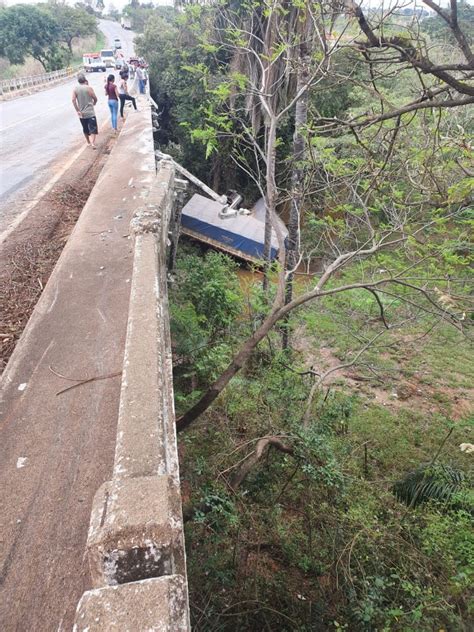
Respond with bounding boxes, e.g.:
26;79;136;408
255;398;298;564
325;0;474;127
164;0;472;430
0;4;61;70
135;8;229;179
45;3;98;53
123;2;170;32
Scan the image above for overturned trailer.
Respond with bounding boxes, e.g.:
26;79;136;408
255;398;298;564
181;194;286;263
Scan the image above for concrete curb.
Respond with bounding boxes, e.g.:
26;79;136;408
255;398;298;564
74;575;189;631
75;160;190;628
87;476;185;586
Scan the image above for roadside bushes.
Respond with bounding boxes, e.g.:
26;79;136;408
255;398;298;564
170;249;244;409
170;245;473;630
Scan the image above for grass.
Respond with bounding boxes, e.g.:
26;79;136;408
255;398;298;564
70;31;106;66
172;245;473;631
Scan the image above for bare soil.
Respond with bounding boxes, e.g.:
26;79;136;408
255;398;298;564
292;324;473;421
0;135;114;373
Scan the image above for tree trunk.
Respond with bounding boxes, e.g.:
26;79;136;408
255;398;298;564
282;28;311;349
176;303;284;431
262;118;278;291
34;55;48;71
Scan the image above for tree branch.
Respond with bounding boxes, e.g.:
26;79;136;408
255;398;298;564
228;436;294;490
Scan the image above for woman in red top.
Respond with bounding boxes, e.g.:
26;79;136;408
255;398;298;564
105;74;119;131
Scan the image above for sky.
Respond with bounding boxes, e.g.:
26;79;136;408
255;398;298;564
2;0;471;10
2;0;173;9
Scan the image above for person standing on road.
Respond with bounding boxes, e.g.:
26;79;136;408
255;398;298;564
105;74;119;132
118;72;137;118
72;73;98;149
136;65;146;95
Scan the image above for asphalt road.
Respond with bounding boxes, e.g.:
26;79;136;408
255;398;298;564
0;20;136;238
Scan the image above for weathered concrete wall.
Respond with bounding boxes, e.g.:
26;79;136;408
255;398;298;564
75;575;189;631
74;154;190;626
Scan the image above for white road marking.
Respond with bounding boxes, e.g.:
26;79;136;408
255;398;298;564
0;103;65;133
0;115;109;245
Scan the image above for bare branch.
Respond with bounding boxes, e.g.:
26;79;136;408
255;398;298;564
228;436;294;490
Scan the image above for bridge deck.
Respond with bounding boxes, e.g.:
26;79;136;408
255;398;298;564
0;101;155;631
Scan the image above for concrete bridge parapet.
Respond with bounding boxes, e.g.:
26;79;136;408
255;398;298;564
74;149;190;628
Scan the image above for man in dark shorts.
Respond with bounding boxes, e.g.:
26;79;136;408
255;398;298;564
72;73;99;149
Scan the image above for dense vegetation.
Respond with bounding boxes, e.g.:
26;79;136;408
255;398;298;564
0;2;98;72
170;247;472;631
135;0;473;628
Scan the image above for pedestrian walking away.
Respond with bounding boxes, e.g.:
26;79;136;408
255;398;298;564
105;74;120;132
72;73;99;149
118;73;137;118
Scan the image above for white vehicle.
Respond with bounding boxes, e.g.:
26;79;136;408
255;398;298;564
83;53;106;72
114;38;122;49
100;49;115;68
121;17;132;30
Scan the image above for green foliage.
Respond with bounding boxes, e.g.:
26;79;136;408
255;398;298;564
193;342;234;384
122;2;173;33
393;463;468;509
175;251;242;333
45;4;98;53
194;490;239;530
421;508;474;595
170;248;244;408
0;4;61;70
422;0;474;43
134;7;227;180
171;245;472;629
0;3;98;70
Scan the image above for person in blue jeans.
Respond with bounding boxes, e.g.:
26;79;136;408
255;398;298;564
136;66;146;94
104;74;119;131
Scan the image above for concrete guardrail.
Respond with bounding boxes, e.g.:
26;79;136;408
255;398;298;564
74;160;190;630
0;65;81;101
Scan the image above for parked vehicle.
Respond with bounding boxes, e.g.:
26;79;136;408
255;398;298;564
83;53;106;73
121;17;132;30
114;38;122;49
100;49;115;68
115;58;127;71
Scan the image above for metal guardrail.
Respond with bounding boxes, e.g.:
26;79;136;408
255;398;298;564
0;65;81;96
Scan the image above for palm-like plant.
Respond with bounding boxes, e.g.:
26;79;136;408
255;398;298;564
393;464;466;508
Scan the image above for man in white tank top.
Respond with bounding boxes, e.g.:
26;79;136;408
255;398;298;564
72;73;99;149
